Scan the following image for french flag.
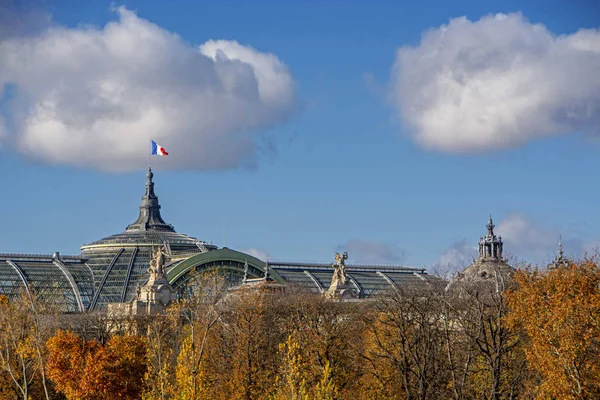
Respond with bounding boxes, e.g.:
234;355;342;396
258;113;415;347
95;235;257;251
151;140;169;156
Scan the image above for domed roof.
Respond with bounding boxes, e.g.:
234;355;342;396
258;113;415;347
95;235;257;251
83;230;207;251
446;216;515;294
82;168;216;254
80;168;216;310
446;260;514;293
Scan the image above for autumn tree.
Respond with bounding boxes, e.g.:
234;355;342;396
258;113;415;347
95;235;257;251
92;334;148;399
223;286;284;400
172;271;229;399
506;259;600;399
0;290;60;400
440;296;477;400
46;330;99;399
59;308;120;345
276;291;365;400
277;334;310;400
443;261;530;400
141;315;178;400
361;287;450;400
47;330;148;400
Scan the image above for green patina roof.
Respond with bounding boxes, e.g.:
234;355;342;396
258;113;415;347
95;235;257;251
167;247;285;285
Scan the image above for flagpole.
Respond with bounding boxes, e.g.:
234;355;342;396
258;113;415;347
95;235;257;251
148;137;151;171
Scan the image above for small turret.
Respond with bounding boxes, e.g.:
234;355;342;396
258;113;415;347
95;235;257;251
477;215;503;262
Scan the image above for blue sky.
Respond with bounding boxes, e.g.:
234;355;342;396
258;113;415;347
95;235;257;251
1;0;599;274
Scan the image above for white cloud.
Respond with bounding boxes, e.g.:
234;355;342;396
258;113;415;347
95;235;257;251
496;213;556;254
493;213;600;264
495;213;579;264
391;13;600;152
241;247;272;262
438;240;477;269
431;239;477;279
337;238;405;264
0;6;295;172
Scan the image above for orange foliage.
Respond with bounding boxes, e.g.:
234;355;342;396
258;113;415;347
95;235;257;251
47;330;98;399
47;330;148;400
506;259;600;399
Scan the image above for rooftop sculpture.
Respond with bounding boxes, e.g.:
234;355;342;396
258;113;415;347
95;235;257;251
325;251;354;299
149;245;168;276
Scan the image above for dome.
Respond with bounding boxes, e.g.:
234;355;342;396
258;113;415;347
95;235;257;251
83;230;209;255
446;260;514;293
81;168;217;310
446;216;515;294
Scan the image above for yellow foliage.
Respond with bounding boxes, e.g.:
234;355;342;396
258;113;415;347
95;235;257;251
506;259;600;399
277;335;309;400
314;360;339;400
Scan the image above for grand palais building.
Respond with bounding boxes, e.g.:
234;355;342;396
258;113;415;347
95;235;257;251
0;168;528;313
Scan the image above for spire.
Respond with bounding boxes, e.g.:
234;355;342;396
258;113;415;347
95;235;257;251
549;235;568;269
558;235;564;258
126;168;175;232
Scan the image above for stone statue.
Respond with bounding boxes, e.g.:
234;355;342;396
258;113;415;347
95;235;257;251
149;246;168;276
331;252;348;286
325;251;353;300
242;260;249;282
136;246;174;312
335;252;347;265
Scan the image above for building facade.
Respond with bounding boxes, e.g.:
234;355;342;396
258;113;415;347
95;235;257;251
0;169;445;312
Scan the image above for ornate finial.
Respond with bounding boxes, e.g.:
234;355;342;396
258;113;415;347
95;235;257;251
147;167;153;182
264;261;269;279
487;215;495;237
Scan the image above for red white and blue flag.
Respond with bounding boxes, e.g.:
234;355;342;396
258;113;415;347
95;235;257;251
151;140;168;156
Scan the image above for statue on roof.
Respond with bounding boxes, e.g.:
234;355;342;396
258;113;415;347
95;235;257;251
149;246;168;276
242;259;249;283
334;252;348;279
335;252;347;266
331;252;348;287
134;245;174;313
325;252;354;300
